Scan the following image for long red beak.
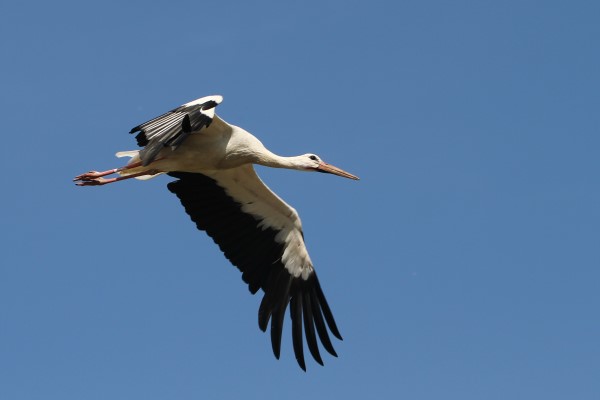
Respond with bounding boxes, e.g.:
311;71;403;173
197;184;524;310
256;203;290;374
317;162;360;180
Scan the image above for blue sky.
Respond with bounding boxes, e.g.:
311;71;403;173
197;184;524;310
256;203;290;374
1;0;599;398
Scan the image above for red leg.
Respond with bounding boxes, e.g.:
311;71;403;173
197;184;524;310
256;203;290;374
73;160;145;182
75;169;159;186
73;157;165;183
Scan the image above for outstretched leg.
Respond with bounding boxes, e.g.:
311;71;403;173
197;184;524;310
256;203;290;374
74;157;165;186
75;169;160;186
73;160;144;182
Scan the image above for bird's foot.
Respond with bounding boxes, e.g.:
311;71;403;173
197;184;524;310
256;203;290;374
74;177;115;186
73;170;117;182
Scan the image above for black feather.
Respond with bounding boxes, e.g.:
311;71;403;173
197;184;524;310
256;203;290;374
302;290;323;365
310;287;337;357
270;272;292;359
315;278;343;340
135;131;149;146
290;294;306;371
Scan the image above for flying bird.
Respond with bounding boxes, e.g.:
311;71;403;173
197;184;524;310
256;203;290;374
74;95;359;370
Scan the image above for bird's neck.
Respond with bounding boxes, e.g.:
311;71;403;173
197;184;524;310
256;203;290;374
254;151;304;171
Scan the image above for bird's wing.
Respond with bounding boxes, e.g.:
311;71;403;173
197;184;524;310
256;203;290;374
167;166;342;370
129;95;223;166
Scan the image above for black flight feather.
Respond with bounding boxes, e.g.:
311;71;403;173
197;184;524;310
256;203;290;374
302;290;323;365
290;294;306;371
310;287;338;357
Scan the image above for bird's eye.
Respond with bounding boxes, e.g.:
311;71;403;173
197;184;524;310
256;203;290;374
309;155;318;161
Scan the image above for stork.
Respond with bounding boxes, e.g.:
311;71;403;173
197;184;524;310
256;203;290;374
73;95;359;370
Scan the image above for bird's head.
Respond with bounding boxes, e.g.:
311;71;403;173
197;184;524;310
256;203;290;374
300;153;359;180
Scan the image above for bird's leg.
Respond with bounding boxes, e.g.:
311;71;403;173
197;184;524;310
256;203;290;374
73;161;145;182
73;156;167;183
75;169;160;186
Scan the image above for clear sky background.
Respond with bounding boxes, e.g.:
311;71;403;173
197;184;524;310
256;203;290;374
1;0;599;399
